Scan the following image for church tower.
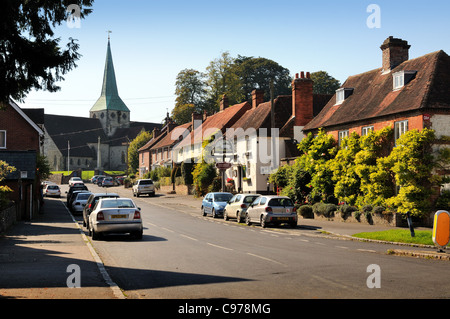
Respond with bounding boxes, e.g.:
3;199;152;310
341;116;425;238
90;35;130;137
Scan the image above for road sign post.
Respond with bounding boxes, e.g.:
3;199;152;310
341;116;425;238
433;210;450;253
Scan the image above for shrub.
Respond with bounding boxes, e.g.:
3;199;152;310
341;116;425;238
298;205;313;218
313;202;337;218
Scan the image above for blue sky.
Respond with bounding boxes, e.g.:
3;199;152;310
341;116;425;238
18;0;450;124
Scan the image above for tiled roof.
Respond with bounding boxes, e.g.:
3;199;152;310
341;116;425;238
177;102;251;147
151;122;192;150
304;50;450;131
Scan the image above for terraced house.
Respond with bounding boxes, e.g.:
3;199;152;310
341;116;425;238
303;36;450;191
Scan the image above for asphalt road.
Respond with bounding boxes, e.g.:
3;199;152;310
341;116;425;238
67;184;450;299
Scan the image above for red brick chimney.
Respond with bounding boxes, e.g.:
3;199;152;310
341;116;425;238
219;94;229;112
380;36;410;73
192;112;203;130
292;71;314;127
252;89;264;109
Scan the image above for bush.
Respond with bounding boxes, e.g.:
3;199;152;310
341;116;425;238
192;162;217;197
312;202;337;218
436;190;450;210
298;205;313;218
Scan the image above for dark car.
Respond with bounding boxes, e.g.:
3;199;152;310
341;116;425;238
66;184;89;204
82;193;119;229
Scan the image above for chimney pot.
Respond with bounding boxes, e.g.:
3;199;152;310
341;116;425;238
252;89;264;109
220;94;229;112
380;36;411;73
295;73;299;79
300;71;305;79
292;71;314;127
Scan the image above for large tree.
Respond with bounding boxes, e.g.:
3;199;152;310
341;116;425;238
310;71;341;95
232;55;292;102
0;0;94;104
174;69;206;111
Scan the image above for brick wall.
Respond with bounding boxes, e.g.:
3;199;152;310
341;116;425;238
0;103;40;151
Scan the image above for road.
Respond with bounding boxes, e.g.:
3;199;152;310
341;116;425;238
64;184;450;299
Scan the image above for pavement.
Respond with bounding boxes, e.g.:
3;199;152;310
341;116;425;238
0;188;448;299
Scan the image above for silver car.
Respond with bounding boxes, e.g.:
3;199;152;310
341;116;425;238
88;198;143;240
245;196;297;228
224;194;260;223
71;192;92;214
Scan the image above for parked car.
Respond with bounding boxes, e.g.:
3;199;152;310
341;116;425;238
224;194;260;223
132;179;155;197
88;198;143;240
66;184;89;204
201;192;233;218
43;184;61;198
71;192;93;214
83;193;120;229
245;196;297;228
69;177;83;187
96;176;106;186
91;175;106;184
115;176;125;185
102;177;114;187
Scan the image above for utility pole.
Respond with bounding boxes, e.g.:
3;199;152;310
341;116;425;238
67;140;70;174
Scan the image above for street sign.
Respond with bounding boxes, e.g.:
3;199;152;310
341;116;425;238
216;163;232;170
433;210;450;249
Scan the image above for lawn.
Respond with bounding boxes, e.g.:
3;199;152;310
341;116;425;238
353;229;434;246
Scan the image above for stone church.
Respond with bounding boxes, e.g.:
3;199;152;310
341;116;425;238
34;38;162;172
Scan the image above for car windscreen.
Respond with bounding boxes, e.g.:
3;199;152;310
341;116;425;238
243;196;259;204
139;180;153;185
47;186;59;190
77;193;91;200
268;198;294;207
101;199;135;209
214;194;233;202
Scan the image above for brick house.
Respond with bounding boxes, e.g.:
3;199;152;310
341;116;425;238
0;99;45;220
303;37;450;146
303;36;450;195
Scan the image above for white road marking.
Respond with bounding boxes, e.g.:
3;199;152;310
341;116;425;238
207;243;233;251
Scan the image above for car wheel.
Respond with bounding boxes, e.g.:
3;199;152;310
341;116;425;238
132;230;143;240
236;211;242;223
212;208;216;219
91;228;100;240
201;206;206;217
245;213;252;226
261;216;267;228
224;210;229;221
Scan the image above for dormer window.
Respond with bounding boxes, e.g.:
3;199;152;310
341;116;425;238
335;88;354;105
393;70;417;90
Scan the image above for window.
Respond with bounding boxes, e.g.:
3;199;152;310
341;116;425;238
393;71;417;90
336;89;345;105
338;130;349;147
335;88;354;105
259;197;267;205
362;126;374;136
394;120;409;144
0;131;6;149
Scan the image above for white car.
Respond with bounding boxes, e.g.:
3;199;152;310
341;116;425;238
69;177;83;187
132;179;155;197
88;198;143;240
43;184;61;198
224;194;260;223
71;192;93;214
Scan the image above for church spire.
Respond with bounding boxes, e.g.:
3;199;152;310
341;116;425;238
90;35;130;113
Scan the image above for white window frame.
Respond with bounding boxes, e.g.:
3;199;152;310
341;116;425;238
394;120;409;145
0;130;6;149
338;130;349;147
336;89;345;105
393;73;404;90
362;126;374;136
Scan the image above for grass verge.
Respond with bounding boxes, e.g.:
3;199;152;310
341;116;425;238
353;229;434;246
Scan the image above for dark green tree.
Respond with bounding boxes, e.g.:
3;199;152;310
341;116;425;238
0;0;94;104
310;71;341;95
